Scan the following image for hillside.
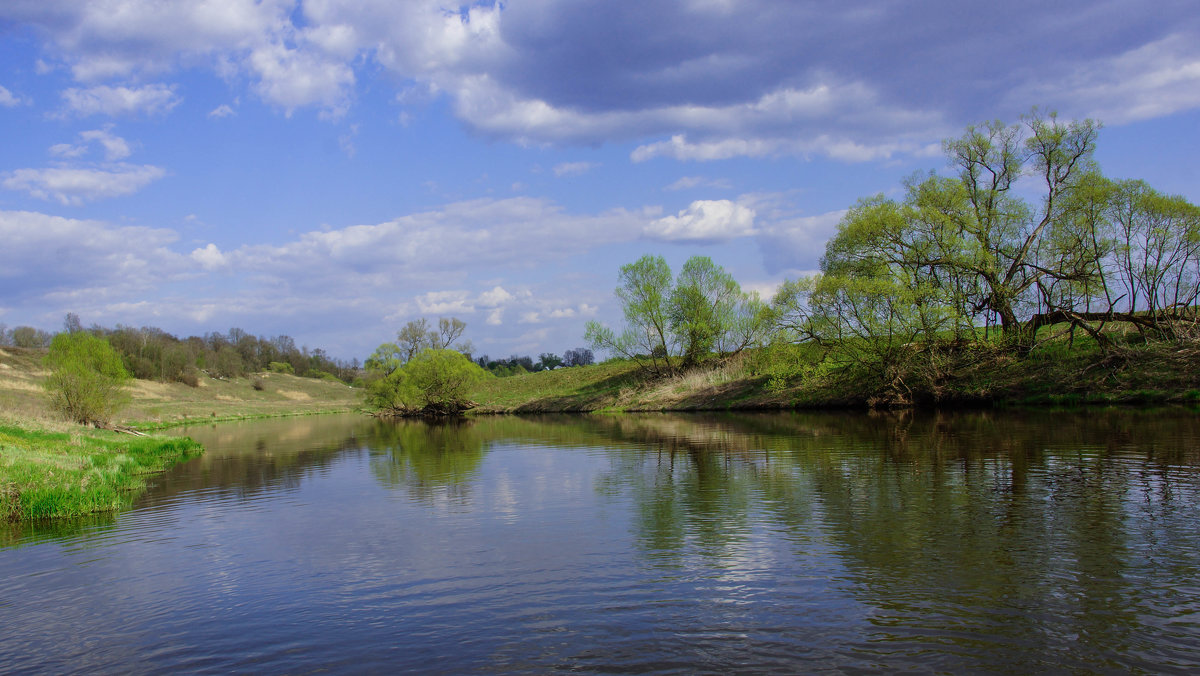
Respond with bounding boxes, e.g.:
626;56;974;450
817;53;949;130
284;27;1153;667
469;337;1200;413
0;347;361;428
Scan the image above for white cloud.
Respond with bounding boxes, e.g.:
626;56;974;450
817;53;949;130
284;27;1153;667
0;85;25;107
247;42;354;117
190;243;228;270
1007;33;1200;124
486;308;504;326
2;164;166;205
632;131;932;163
79;128;132;161
645;199;756;242
416;290;473;314
217;197;646;294
47;128;131;161
478;285;514;307
208;104;236;118
49;143;88;159
0;210;186;303
60;83;181;117
665;176;733;191
8;0;1195;156
553;161;597;177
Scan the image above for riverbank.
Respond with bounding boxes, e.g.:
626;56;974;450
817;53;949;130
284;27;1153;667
0;419;204;521
469;336;1200;413
0;346;362;521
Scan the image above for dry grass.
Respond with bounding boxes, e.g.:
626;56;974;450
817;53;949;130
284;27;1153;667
0;347;361;428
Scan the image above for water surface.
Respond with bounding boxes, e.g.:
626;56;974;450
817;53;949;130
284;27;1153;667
2;409;1199;673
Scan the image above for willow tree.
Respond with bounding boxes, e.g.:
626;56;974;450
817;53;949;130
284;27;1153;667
585;254;675;375
587;255;768;373
669;256;769;366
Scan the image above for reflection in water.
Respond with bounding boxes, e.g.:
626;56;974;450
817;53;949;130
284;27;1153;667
0;409;1198;673
367;418;487;503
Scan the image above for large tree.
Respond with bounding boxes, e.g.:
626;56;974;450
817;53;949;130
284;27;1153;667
775;109;1200;355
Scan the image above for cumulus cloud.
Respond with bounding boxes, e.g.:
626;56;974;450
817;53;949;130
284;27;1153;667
416;290;474;315
208;104;236;118
645;199;756;242
2;164;166;205
190;243;228;270
6;1;1196;153
217;197;647;293
60;84;181;117
48;128;131;161
0;210;186;303
0;85;26;107
0;197;631;358
478;285;515;307
247;42;354;117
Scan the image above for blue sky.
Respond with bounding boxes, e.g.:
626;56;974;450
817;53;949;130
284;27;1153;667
1;0;1198;361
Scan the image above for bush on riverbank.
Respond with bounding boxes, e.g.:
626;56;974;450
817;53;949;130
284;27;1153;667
43;331;131;425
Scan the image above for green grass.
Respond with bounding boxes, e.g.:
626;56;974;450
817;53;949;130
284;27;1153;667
0;421;203;521
468;329;1200;413
470;360;647;412
0;346;361;522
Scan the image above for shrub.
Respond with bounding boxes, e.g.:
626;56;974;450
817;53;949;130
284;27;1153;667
267;361;294;374
43;332;131;425
365;348;487;416
178;367;201;388
251;376;265;391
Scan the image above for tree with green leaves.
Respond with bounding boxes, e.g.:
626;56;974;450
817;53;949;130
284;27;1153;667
773;108;1200;362
668;255;769;366
586;254;675;375
587;254;770;373
43;331;131;425
365;348;488;416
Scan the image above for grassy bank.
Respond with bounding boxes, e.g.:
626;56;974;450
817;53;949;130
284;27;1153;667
469;335;1200;413
0;420;203;521
0;346;362;522
0;346;361;428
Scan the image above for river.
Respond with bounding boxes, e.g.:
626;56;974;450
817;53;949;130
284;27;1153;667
2;409;1199;673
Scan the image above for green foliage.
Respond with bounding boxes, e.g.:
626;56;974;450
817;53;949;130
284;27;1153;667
365;348;488;416
587;254;675;374
588;254;770;374
768;108;1200;403
267;361;295;374
0;424;203;521
43;332;131;425
9;326;51;348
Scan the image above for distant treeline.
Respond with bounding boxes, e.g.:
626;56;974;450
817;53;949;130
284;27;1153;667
1;316;361;386
475;347;594;377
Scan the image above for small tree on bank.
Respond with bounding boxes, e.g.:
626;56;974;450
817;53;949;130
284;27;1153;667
43;332;131;425
365;348;487;417
586;254;769;374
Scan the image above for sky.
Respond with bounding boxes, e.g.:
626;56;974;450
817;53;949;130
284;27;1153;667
1;0;1199;362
